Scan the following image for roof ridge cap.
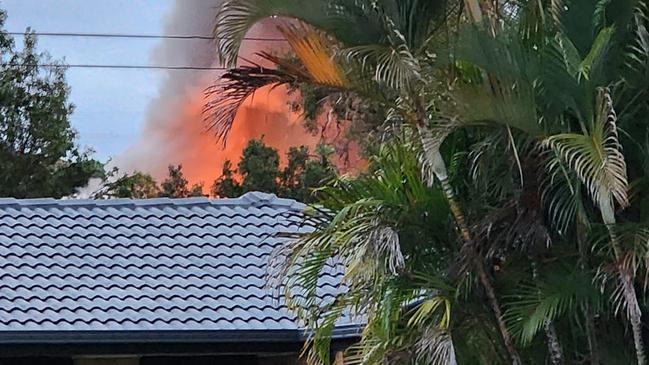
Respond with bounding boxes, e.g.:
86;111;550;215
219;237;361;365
0;192;307;209
0;197;213;208
236;192;306;210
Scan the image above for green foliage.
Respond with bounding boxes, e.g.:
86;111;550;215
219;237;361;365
211;160;242;198
271;138;457;364
94;169;160;199
212;138;337;202
0;11;103;198
214;0;649;363
159;165;205;198
503;264;600;346
238;138;281;194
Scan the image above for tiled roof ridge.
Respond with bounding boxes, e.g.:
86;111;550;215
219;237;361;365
0;191;304;210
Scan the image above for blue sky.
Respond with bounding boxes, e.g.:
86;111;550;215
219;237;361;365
2;0;174;161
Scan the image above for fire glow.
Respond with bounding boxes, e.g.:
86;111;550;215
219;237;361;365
113;0;361;190
165;83;320;186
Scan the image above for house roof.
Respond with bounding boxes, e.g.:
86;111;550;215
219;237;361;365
0;192;355;344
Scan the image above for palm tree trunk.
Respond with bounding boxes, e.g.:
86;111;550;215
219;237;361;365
612;224;645;365
437;177;472;242
600;200;645;365
584;302;601;365
530;258;564;365
577;221;601;364
474;259;522;365
463;0;484;24
417;124;522;365
600;201;645;365
545;321;564;365
620;270;646;365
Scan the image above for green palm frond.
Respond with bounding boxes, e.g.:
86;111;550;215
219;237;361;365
269;138;454;365
340;1;427;91
592;224;649;285
452;26;543;136
504;266;599;346
343;43;421;90
624;1;649;85
407;296;452;329
578;26;614;82
541;160;585;235
214;0;331;66
543;87;628;222
342;336;386;365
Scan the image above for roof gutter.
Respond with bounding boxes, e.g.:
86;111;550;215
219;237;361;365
0;326;363;345
0;330;303;345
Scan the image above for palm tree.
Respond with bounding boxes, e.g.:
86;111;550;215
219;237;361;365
208;0;649;363
449;3;649;362
209;2;523;362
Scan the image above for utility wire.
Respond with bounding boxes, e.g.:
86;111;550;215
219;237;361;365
32;63;228;71
6;31;287;42
4;31;286;71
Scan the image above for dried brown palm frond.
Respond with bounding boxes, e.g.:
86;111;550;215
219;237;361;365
204;21;349;144
203;63;300;143
415;327;457;365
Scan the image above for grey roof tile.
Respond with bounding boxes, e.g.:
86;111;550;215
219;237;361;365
0;192;353;338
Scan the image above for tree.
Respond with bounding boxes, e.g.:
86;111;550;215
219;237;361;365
238;138;281;194
211;159;242;198
210;0;519;362
0;10;103;198
159;165;204;198
93;169;159;199
212;0;649;363
211;139;337;202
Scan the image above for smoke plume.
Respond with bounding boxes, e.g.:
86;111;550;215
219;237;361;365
113;0;318;187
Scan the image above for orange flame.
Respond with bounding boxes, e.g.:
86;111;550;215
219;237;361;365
176;85;320;188
115;16;363;193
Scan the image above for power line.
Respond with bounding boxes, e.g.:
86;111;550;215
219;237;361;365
33;63;228;71
4;31;285;71
6;31;287;42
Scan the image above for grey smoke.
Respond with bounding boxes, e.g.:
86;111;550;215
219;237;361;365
112;0;284;181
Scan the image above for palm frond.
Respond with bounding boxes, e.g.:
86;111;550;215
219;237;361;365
417;121;459;186
407;296;452;329
543;87;628;221
452;26;543;136
340;3;425;91
214;0;330;66
541;154;586;235
343;42;421;90
578;26;614;82
624;1;649;85
415;327;457;365
504;267;599;345
277;22;349;88
203;63;299;143
592;224;649;290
